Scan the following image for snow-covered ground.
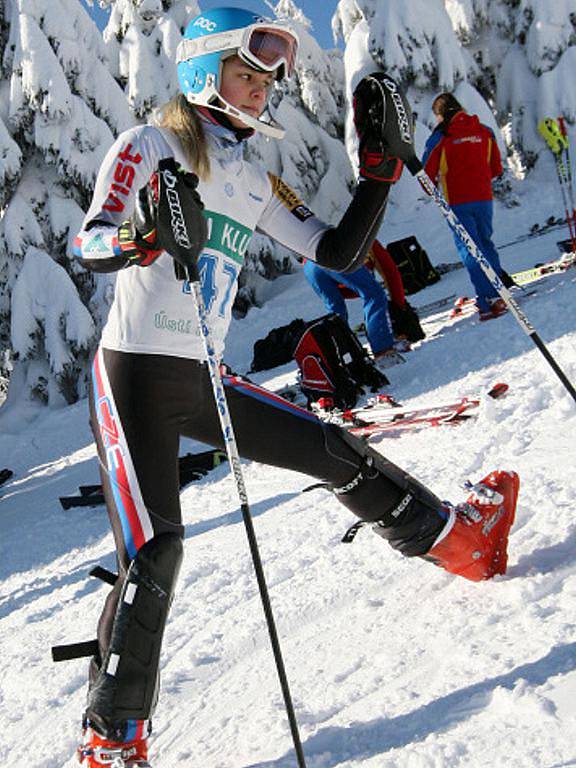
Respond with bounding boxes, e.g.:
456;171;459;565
1;184;576;767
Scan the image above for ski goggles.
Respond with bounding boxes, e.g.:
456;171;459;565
177;22;299;81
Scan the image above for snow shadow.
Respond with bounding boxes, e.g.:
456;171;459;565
509;524;576;579
184;492;299;541
245;641;576;768
0;550;116;622
0;492;298;622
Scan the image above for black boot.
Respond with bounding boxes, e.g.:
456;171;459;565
324;426;449;557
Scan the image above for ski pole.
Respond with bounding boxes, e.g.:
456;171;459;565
557;116;576;234
540;118;576;240
538;119;576;251
408;161;576;404
552;152;576;249
154;158;306;765
186;267;308;768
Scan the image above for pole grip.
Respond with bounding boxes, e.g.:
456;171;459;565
186;264;200;284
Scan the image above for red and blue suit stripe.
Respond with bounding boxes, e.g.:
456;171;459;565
223;374;319;423
91;348;153;560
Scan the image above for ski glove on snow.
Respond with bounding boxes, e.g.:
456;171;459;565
156;158;208;280
353;72;420;181
117;182;163;267
388;300;426;343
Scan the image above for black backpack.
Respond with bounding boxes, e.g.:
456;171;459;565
293;313;388;409
386;236;440;295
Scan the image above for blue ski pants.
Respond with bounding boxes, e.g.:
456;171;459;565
302;260;394;354
451;200;503;312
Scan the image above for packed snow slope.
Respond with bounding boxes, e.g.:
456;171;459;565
1;185;576;767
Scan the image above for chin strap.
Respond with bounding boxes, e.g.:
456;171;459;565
197;105;255;141
187;84;286;139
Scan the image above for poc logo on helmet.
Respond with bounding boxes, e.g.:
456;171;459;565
193;16;217;32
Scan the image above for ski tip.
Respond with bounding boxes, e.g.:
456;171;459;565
488;382;509;400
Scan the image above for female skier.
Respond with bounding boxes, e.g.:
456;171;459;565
72;8;519;766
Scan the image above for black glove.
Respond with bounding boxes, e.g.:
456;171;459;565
117;184;163;267
388;300;425;343
156;158;208;280
353;72;421;180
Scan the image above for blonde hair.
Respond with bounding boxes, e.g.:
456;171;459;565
156;94;211;179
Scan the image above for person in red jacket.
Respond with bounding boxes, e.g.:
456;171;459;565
422;93;507;321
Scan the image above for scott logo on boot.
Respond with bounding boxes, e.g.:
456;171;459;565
391;492;413;519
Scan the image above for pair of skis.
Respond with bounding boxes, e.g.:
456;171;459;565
510;251;575;286
311;382;509;438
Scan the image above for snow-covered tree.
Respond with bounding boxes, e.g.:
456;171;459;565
0;0;134;409
8;247;95;407
333;0;471;95
443;1;505;102
97;0;200;118
493;0;576;169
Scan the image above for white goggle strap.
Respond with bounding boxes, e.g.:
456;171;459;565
177;28;244;64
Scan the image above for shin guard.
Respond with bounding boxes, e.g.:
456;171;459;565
325;426;449;557
86;533;183;740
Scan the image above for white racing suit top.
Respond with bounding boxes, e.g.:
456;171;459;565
76;119;330;360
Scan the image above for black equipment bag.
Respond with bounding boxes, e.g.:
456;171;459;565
293;313;388;410
249;318;308;372
386;236;440;295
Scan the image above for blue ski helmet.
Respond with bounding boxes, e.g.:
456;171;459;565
176;7;298;139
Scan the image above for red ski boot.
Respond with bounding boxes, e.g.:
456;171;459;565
425;470;519;581
78;724;151;767
479;298;508;322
